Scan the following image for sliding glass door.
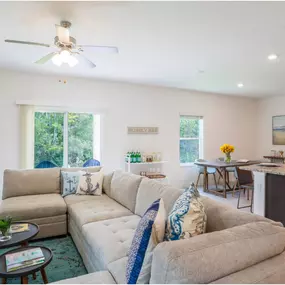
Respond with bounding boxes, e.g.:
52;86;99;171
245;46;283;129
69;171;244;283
68;112;94;167
34;112;64;167
34;111;96;168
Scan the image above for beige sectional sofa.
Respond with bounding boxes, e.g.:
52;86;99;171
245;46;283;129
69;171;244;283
1;168;285;284
0;167;101;239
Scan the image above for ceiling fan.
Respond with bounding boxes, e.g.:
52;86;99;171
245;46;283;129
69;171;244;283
4;20;119;68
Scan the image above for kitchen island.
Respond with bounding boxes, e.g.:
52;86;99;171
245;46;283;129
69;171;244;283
241;164;285;225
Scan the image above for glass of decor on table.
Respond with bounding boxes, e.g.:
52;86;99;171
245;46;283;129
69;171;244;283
220;144;235;163
0;216;12;242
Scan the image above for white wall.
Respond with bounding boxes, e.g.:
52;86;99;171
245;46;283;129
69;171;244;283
256;96;285;157
0;69;258;190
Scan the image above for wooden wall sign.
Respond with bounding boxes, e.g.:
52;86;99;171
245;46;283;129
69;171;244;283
127;127;159;134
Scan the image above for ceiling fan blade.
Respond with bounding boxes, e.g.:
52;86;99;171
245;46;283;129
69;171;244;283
5;39;50;48
77;53;96;68
56;25;70;43
35;52;57;64
78;45;119;54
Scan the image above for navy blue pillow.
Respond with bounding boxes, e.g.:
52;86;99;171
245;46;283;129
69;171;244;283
126;199;161;284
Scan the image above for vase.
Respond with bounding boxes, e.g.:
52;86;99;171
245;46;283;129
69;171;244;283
0;226;11;242
0;216;12;242
225;153;232;163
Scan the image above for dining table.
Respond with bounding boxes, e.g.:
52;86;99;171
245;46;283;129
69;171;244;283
194;160;261;198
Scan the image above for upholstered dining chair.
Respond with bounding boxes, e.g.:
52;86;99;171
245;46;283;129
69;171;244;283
195;159;217;190
83;159;101;167
235;167;254;213
35;160;58;168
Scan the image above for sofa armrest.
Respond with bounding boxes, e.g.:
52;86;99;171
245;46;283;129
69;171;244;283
150;222;285;284
201;196;282;232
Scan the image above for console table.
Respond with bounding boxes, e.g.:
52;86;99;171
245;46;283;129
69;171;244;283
263;156;285;163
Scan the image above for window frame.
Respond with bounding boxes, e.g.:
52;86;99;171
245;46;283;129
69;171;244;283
34;107;101;168
179;115;204;166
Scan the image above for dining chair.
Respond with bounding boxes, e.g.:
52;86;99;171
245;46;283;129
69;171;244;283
35;160;58;168
83;159;101;167
195;159;217;190
235;167;254;213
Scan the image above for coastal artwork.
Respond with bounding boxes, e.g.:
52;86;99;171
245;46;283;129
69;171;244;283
273;116;285;145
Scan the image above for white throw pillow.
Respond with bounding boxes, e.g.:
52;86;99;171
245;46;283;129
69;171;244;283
76;170;104;196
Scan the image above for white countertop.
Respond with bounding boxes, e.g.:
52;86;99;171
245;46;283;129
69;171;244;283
241;164;285;176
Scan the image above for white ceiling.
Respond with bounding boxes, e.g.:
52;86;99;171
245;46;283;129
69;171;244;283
1;1;285;98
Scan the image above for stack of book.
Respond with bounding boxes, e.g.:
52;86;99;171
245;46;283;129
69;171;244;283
145;172;166;179
10;224;29;234
6;248;45;272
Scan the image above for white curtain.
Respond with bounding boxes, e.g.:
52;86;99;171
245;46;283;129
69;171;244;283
19;105;35;169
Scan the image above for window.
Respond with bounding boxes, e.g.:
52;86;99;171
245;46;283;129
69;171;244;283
34;111;100;168
180;115;203;164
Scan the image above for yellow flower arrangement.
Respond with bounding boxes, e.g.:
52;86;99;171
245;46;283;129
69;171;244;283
220;144;235;154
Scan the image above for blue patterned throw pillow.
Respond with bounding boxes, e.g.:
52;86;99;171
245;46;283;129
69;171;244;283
61;171;80;197
165;182;207;241
126;199;166;284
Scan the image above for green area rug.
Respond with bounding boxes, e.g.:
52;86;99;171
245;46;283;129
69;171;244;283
0;235;87;284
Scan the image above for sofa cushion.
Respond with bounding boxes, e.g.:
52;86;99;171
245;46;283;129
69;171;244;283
61;166;101;173
201;196;283;232
82;215;140;270
135;178;183;217
64;194;100;206
3;168;61;199
110;170;143;212
108;257;127;284
150;222;285;284
66;194;133;228
0;194;67;220
103;172;114;196
52;271;116;284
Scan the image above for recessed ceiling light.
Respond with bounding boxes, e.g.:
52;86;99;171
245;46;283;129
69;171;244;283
268;54;278;61
237;82;244;88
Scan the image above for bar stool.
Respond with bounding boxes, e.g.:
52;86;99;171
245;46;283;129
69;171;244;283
195;159;217;190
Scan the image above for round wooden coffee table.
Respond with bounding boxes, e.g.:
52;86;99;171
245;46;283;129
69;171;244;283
0;223;39;249
0;246;53;284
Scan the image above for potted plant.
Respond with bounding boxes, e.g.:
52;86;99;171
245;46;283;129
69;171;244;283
0;216;12;242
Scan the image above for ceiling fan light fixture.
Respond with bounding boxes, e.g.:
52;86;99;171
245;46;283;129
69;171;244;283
59;50;71;63
52;54;62;66
67;55;78;67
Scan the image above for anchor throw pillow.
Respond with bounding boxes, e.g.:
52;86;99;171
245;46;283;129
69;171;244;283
61;171;80;197
76;170;104;196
